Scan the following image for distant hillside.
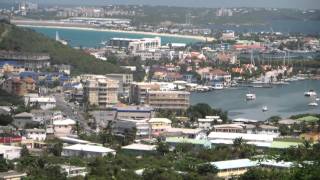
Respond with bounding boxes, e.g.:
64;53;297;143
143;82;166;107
0;21;122;75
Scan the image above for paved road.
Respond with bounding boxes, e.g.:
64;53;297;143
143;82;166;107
53;93;95;134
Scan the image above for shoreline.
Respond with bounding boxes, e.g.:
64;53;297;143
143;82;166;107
12;20;214;42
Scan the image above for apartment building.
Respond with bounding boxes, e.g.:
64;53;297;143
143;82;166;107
146;91;190;111
109;37;161;53
130;82;160;105
83;75;119;108
105;73;133;98
2;77;36;96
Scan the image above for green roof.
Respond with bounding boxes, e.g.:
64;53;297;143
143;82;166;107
166;137;211;148
297;116;319;122
271;141;302;149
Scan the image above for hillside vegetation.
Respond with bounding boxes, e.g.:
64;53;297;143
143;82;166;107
0;21;122;75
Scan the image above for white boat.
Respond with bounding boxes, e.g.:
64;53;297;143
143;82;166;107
262;106;268;112
316;98;320;101
304;90;317;97
246;93;256;100
212;83;224;90
308;102;318;106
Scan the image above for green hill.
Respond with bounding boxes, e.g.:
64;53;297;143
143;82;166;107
0;21;122;75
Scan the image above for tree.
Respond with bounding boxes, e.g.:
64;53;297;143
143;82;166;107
0;114;13;126
20;145;30;157
197;163;218;176
142;167;183;180
50;142;63;156
156;141;170;156
0;158;9;172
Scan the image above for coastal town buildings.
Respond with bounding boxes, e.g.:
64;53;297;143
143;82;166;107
62;144;116;158
146;90;190;111
82;75;119;108
105;73;133;98
130;82;160;105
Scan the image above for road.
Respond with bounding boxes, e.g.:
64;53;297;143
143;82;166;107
53;93;95;134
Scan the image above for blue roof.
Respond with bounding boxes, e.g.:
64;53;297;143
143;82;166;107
211;159;257;170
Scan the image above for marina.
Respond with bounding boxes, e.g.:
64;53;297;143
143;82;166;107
191;80;320;121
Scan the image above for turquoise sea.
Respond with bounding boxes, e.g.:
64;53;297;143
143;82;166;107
28;26;199;48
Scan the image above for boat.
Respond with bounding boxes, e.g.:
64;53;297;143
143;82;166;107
262;106;268;112
316;98;320;101
308;102;318;106
246;93;256;100
304;90;317;97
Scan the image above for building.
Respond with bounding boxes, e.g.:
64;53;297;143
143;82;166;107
25;96;56;110
0;145;21;160
115;105;155;120
130;82;160;105
25;128;46;141
213;124;247;133
148;118;172;136
121;143;156;155
164;128;207;139
2;77;36;96
221;30;235;40
109;37;161;52
211;159;257;178
132;50;162;61
146;91;190;111
198;116;221;130
83;75;119;108
60;165;88;178
105;73;133;98
13;112;36;129
0;171;27;180
53;119;76;137
62;144;116;158
166;137;212;149
112;119;151;139
0;51;50;70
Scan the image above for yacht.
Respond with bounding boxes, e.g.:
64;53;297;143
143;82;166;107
304;90;317;97
308;102;318;107
246;93;256;100
262;106;268;112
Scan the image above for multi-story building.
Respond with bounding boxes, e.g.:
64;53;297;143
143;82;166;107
25;128;46;141
105;73;133;98
109;37;161;53
132;49;162;61
130;82;160;105
2;77;36;96
83;75;119;108
0;51;50;70
146;91;190;111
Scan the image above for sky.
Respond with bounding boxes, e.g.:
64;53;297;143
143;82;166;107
33;0;320;9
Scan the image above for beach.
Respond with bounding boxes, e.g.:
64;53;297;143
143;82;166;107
11;19;214;42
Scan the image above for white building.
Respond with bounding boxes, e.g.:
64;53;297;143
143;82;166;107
53;119;76;137
198;116;222;130
62;144;116;158
60;165;88;178
25;128;46;141
27;97;56;110
0;145;21;160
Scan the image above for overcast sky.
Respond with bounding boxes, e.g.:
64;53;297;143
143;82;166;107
33;0;320;9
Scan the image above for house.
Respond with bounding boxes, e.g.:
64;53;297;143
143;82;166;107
213;124;247;133
13;112;36;129
62;144;116;158
0;145;21;160
166;137;212;149
164;128;207;139
121;143;157;155
0;171;27;180
210;159;257;178
53;119;76;137
26;96;56;110
60;165;88;178
113;119;151;139
25;128;46;141
198;116;221;130
258;125;279;135
148;118;172;136
2;77;36;96
208;132;279;148
115;105;155;120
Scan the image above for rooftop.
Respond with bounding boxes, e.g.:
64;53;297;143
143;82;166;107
121;143;156;151
148;118;172;124
63;144;115;153
208;132;278;142
210;159;257;170
53;119;76;126
14;112;33;118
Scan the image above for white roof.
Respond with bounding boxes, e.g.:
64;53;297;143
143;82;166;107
29;97;56;103
0;145;22;152
148;118;172;124
167;128;203;135
63;144;115;153
58;136;92;144
205;116;220;119
259;160;294;168
233;118;258;123
122;143;156;151
198;118;214;122
53;119;76;126
211;159;257;170
208;132;278;142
